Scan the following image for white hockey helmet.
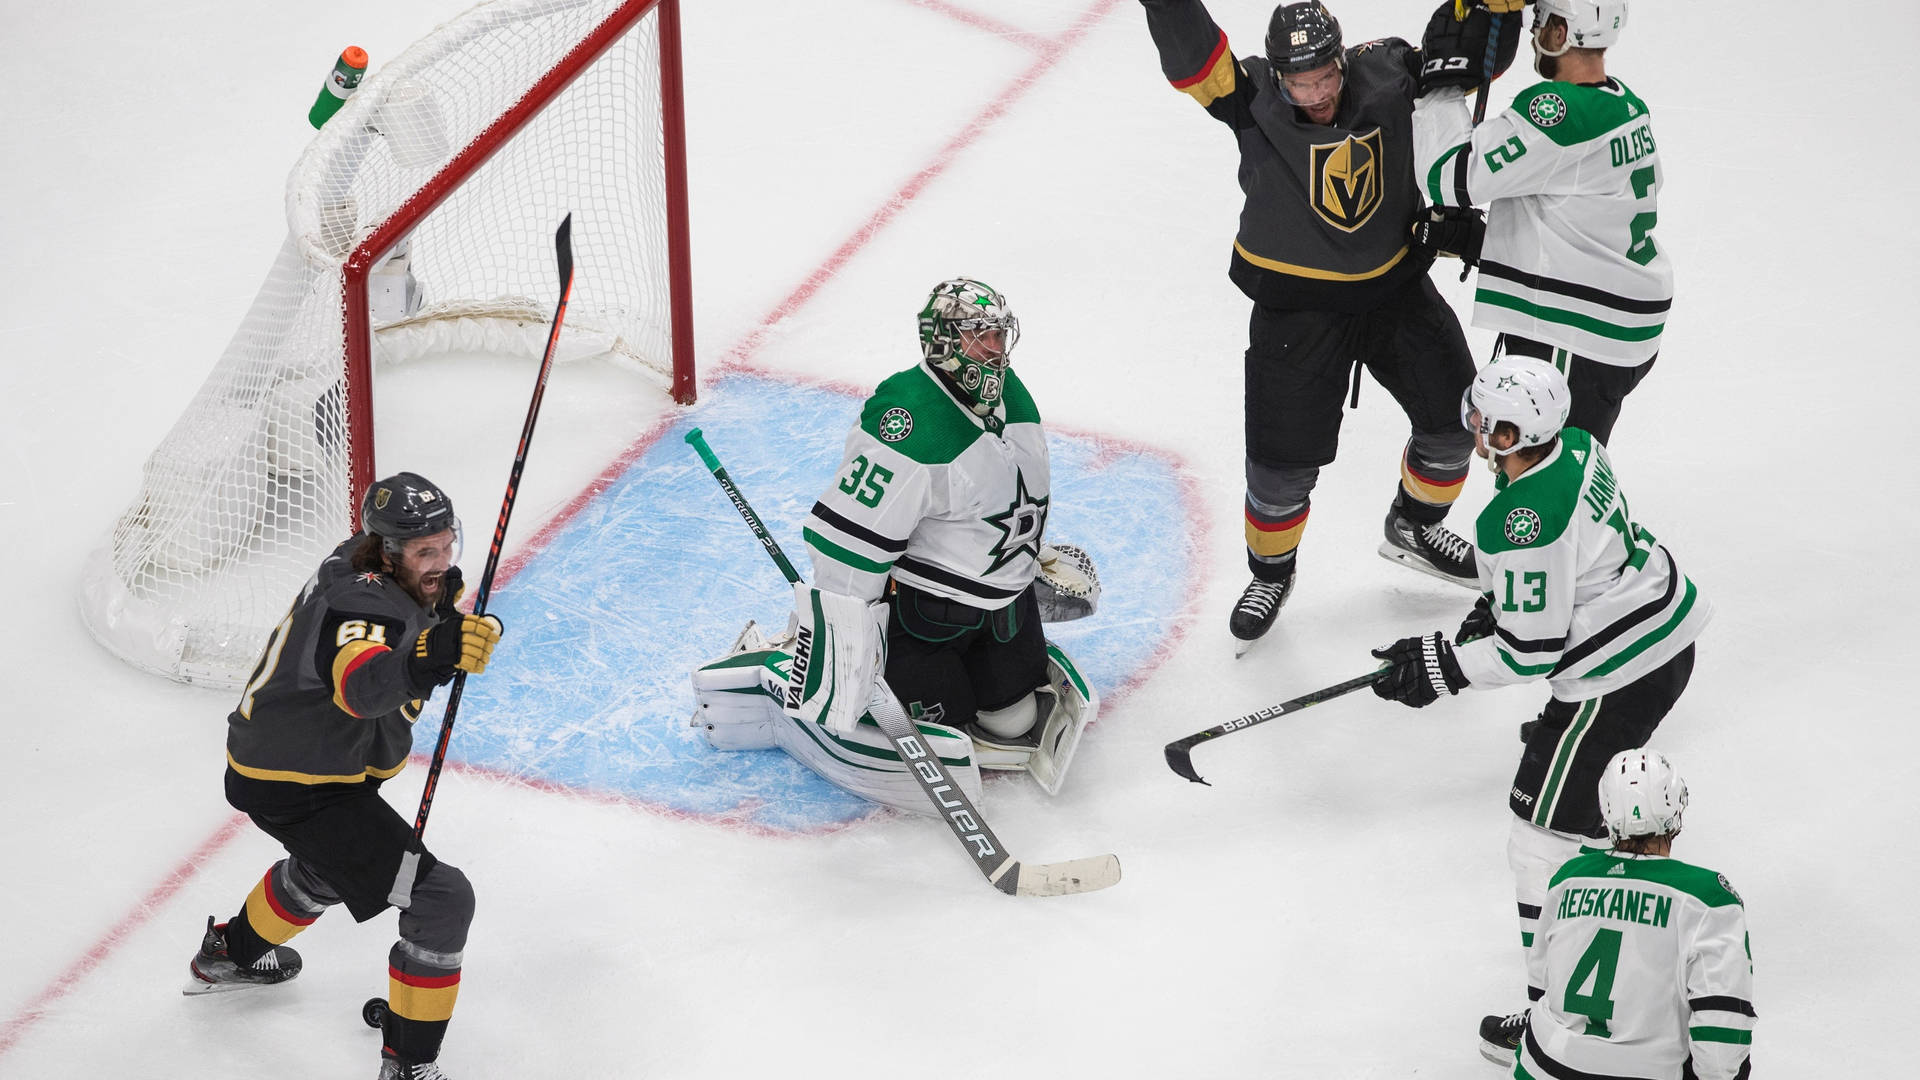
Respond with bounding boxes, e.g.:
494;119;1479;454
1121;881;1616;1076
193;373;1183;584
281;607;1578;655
1598;748;1688;841
1534;0;1628;53
1460;357;1570;455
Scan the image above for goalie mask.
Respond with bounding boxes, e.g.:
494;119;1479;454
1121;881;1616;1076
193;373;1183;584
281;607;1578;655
918;278;1020;416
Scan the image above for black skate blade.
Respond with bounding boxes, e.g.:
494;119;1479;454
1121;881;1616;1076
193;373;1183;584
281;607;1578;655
1375;542;1477;590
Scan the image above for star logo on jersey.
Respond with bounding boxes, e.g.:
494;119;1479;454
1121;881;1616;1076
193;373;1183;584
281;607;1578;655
1504;507;1543;546
1528;93;1568;128
983;470;1049;575
356;571;385;586
878;407;914;443
1307;129;1385;233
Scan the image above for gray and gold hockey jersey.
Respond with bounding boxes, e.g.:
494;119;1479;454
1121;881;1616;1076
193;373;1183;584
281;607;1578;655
1142;0;1435;313
803;362;1048;611
1458;427;1708;700
225;535;442;814
1415;79;1673;363
1522;850;1755;1080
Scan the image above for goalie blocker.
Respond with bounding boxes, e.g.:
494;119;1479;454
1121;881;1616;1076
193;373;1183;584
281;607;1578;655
691;623;1099;809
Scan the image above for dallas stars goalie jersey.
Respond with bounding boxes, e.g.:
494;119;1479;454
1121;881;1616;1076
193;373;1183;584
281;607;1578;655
802;361;1049;610
1456;427;1709;700
1521;850;1755;1080
1414;79;1672;364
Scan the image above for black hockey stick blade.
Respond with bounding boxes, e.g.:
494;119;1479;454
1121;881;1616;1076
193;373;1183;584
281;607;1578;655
1163;669;1387;786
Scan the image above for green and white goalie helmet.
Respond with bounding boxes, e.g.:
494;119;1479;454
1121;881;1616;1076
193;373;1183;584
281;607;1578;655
1460;357;1570;455
918;277;1020;415
1598;748;1687;840
1534;0;1627;52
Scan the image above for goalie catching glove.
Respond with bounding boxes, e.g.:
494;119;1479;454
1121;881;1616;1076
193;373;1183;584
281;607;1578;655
408;611;504;688
785;584;888;736
1035;542;1101;622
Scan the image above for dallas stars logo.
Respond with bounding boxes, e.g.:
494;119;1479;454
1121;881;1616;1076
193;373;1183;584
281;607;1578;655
1529;92;1568;128
1495;374;1520;391
1504;507;1543;546
983;469;1049;574
878;407;913;443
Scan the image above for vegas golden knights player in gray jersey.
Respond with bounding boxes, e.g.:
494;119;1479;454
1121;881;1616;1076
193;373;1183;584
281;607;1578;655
186;473;504;1080
1139;0;1519;647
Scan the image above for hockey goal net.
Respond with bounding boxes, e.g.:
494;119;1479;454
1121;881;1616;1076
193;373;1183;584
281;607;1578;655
79;0;694;689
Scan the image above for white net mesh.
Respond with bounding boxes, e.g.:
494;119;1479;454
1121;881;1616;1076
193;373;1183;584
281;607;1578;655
79;0;681;688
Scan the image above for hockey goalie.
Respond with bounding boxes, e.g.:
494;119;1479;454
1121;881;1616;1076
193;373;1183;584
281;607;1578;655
690;278;1102;814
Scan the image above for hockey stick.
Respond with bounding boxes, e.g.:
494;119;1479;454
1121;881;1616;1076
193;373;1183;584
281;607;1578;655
1163;669;1386;786
1472;11;1504;125
412;213;575;841
684;427;1121;897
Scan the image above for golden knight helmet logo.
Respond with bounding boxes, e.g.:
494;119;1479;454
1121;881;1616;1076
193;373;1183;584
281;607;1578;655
1309;129;1385;233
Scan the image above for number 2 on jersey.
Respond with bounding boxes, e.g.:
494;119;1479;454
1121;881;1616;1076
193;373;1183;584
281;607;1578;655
1564;927;1622;1037
1626;165;1658;266
837;455;893;508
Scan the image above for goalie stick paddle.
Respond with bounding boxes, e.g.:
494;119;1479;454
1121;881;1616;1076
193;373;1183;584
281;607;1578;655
412;212;575;841
684;427;1120;897
1163;669;1387;786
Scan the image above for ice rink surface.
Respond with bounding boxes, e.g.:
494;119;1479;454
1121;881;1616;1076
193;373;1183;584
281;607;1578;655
3;0;1916;1075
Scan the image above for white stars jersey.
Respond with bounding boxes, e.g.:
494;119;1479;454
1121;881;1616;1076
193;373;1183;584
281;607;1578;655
1415;79;1672;364
1455;427;1709;700
1521;849;1756;1080
803;362;1049;610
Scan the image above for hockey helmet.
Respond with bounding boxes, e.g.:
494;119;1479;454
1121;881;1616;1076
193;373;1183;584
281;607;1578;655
1266;2;1343;76
1460;357;1570;455
1598;747;1688;840
360;472;461;558
918;278;1019;416
1534;0;1627;53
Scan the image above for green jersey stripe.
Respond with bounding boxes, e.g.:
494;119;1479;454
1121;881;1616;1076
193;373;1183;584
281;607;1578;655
1688;1026;1753;1045
1582;580;1699;679
1499;644;1558;677
1476;289;1666;342
802;527;895;575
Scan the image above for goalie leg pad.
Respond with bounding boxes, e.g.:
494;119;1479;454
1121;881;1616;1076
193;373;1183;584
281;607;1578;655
786;584;888;736
692;642;983;816
1027;642;1099;796
771;682;983;818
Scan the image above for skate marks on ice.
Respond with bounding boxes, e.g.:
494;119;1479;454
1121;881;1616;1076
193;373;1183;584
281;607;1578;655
446;373;1199;831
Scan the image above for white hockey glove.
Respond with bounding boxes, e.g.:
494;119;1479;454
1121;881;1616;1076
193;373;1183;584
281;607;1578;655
1035;542;1101;622
785;584;888;737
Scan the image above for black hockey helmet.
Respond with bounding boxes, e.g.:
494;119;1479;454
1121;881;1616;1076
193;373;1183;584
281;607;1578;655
360;472;460;557
1266;1;1344;76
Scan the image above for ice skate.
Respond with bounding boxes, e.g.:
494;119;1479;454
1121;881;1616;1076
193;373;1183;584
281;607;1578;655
183;915;302;995
1229;570;1294;657
1478;1008;1529;1065
1379;501;1478;589
379;1055;455;1080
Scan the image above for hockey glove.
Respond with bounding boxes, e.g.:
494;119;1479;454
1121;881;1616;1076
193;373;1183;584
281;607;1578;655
408;612;504;688
1456;593;1497;644
1418;2;1522;96
1412;205;1486;267
434;565;466;619
1035;542;1102;623
1371;632;1468;708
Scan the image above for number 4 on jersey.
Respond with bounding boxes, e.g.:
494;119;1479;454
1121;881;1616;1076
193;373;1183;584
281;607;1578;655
1565;927;1623;1037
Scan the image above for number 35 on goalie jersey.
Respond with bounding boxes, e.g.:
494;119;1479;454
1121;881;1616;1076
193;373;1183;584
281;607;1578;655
802;362;1049;610
1453;429;1709;700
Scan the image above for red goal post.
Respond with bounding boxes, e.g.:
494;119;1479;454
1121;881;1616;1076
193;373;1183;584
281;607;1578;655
80;0;695;688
